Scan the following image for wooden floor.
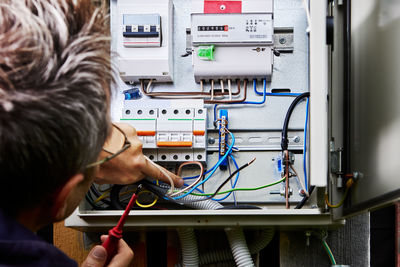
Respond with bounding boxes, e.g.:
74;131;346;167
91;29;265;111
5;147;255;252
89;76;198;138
53;222;91;264
53;222;177;266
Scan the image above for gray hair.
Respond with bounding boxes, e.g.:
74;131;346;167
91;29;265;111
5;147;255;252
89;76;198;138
0;0;113;214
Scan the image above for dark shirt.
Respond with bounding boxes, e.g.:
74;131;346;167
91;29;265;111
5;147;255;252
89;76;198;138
0;209;77;267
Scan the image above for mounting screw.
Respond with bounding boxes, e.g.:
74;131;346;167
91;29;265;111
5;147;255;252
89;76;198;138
208;137;216;144
270;188;292;197
299;189;306;197
279;37;286;44
220;4;226;10
293;136;300;143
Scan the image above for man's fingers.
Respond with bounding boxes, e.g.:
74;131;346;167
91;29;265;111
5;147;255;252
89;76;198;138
142;157;184;187
108;238;134;267
82;245;107;267
100;235;134;267
100;235;108;242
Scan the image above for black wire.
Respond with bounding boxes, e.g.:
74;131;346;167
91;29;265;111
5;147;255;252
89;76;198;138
294;185;315;209
141;180;171;198
110;185;125;210
89;185;101;197
227;157;237;206
204;159;256;201
281;92;310;151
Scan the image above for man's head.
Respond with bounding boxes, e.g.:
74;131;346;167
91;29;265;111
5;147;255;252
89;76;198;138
0;0;113;224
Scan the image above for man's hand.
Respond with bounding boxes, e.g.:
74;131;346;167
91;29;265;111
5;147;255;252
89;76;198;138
94;123;183;187
81;236;133;267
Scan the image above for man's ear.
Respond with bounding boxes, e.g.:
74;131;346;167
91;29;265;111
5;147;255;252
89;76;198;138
51;174;84;221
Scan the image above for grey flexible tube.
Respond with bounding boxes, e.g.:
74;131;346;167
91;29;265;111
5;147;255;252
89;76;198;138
225;227;255;267
177;228;199;267
199;228;275;265
175;194;223;267
172;189;254;267
249;228;275;254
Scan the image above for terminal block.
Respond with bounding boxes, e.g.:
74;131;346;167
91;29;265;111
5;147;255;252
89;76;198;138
218;109;229;170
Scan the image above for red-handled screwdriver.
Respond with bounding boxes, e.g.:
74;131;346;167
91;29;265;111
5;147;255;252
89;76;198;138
102;184;142;264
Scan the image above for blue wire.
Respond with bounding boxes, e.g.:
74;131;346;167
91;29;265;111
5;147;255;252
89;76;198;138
253;83;302;97
303;97;309;191
229;79;266;105
230;158;237;205
172;132;235;200
267;93;302;96
230;155;240;187
214;81;303;123
183;183;204;194
212;80;266;123
213;104;218;125
211;154;240;202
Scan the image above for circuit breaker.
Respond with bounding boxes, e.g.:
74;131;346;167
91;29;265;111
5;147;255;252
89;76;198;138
116;0;174;83
122;14;161;48
121;107;207;162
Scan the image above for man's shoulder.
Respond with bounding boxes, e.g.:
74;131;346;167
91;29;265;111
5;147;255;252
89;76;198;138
0;210;77;267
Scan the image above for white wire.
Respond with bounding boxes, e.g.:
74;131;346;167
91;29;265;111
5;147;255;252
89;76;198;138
144;155;174;195
211;80;215;100
220;80;225;94
228;79;232;100
170;174;203;197
290;164;309;197
302;0;311;33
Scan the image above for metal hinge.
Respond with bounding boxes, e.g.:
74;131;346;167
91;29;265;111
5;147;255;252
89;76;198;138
330;141;344;188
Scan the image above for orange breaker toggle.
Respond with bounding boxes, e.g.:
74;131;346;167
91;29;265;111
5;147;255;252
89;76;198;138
157;141;193;147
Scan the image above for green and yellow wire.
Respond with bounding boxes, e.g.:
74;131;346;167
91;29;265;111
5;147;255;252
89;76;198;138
322;239;337;265
325;177;354;208
189;176;286;197
93;188;112;204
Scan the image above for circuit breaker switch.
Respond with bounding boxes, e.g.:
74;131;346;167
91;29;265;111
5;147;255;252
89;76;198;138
157;141;193;147
137;131;156;136
193;130;205;136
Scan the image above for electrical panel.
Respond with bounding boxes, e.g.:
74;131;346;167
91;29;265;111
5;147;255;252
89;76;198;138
66;0;346;230
116;0;174;83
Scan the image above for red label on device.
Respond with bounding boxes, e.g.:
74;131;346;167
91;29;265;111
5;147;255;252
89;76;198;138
204;1;242;14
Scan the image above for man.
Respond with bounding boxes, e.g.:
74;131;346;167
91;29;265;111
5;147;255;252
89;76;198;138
0;0;182;266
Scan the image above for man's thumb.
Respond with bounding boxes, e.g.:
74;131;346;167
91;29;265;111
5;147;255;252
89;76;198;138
82;245;107;267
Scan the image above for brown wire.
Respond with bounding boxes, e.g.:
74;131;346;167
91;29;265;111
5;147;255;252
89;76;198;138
140;80;240;97
204;80;248;104
169;161;204;197
284;150;290;209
